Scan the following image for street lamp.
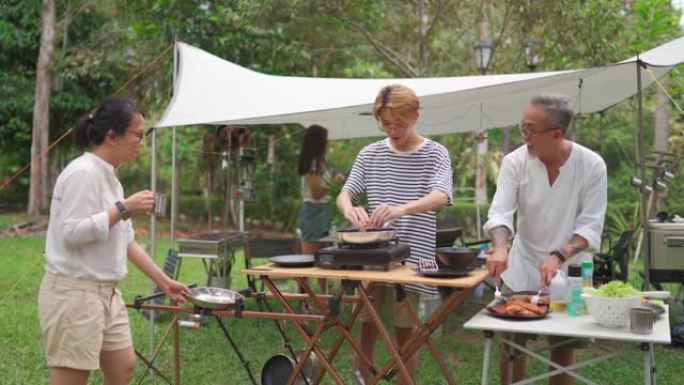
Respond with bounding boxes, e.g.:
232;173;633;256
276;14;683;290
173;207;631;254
523;38;540;72
473;40;492;74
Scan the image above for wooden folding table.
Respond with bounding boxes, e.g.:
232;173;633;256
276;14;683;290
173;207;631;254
243;264;488;385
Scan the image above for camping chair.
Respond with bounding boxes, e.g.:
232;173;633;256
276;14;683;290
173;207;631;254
593;230;635;285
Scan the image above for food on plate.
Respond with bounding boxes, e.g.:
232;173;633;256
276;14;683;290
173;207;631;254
488;298;549;318
508;293;550;306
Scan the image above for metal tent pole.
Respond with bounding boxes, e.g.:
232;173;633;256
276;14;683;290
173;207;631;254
171;38;178;248
171;127;177;246
636;58;651;288
149;118;158;365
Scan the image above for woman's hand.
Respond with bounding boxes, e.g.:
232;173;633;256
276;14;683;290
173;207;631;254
344;206;370;230
161;279;189;304
368;204;405;228
124;190;155;216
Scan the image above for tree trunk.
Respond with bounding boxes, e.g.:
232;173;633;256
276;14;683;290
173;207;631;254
28;0;56;215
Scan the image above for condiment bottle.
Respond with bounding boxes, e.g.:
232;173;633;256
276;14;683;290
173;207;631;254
581;256;593;288
548;269;568;313
567;264;583;316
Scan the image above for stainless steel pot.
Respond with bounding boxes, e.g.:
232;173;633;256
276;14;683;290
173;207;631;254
336;227;396;244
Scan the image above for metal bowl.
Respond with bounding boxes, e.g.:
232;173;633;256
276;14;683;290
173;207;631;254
336;227;396;244
435;247;480;268
187;287;244;310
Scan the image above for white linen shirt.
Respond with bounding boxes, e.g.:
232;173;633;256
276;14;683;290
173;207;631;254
483;143;607;292
45;152;134;281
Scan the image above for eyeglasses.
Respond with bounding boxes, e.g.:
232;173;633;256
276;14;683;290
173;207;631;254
519;124;558;137
128;130;145;142
378;119;410;131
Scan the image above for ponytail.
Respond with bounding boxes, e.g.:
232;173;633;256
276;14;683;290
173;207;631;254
72;97;143;150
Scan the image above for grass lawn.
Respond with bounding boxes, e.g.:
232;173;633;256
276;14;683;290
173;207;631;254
1;223;683;384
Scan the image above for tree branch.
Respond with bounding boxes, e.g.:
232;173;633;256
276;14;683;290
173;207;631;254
489;1;514;70
326;2;418;77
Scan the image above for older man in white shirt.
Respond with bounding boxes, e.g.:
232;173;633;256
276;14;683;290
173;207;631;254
483;94;607;385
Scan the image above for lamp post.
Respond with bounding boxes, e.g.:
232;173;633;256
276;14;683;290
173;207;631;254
473;40;492;75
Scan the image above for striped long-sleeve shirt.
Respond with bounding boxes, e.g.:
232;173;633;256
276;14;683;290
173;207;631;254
343;138;453;294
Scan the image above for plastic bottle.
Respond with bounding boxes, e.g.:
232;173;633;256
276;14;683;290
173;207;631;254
419;293;442;336
548;269;568;313
581;256;594;288
567;264;583;316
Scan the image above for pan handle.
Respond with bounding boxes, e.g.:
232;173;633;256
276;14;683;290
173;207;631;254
133;283;197;309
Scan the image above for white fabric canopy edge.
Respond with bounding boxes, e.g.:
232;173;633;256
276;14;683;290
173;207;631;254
155;36;684;139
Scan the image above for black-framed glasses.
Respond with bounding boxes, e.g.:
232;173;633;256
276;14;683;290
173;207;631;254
519;124;558;137
127;130;145;141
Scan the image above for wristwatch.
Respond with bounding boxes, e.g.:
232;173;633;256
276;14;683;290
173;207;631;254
115;201;131;220
551;249;567;263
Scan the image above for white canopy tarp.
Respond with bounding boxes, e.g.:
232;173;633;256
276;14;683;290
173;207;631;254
155;37;684;139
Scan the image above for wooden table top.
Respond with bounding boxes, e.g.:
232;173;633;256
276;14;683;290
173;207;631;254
243;264;488;289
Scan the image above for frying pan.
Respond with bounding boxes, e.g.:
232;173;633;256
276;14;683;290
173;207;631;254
336;227;396;244
261;352;320;385
268;254;315;267
187;287;244;310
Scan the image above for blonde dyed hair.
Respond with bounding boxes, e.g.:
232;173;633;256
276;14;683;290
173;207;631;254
372;84;419;123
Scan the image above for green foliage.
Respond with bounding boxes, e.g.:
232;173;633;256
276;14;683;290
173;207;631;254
1;0;683;228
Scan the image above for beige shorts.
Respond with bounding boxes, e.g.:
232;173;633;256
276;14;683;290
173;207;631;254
357;284;420;328
38;272;133;371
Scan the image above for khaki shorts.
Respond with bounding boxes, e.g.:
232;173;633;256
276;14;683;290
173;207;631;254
500;281;587;350
38;272;133;371
357;284;420;328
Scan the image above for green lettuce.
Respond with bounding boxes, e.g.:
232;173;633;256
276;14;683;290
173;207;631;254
584;281;641;298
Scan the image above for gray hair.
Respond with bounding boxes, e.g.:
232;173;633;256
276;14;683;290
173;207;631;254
529;93;574;133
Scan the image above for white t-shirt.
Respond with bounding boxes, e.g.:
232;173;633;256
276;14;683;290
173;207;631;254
483;142;607;292
45;152;135;281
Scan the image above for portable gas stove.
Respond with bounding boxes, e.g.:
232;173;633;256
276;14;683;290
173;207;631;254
314;240;410;271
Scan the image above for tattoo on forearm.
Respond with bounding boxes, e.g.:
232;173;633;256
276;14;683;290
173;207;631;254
561;234;588;258
489;226;511;248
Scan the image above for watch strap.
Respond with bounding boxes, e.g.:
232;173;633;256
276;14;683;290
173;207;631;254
551;249;567;263
115;201;130;220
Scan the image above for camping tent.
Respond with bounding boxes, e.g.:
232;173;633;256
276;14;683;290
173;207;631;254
155;37;684;139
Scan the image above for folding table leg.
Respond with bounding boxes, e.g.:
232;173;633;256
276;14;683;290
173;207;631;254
215;317;258;385
262;276;347;385
308;281;378;385
643;342;656;385
371;287;472;384
297;278;376;363
134;314;179;385
286;319;328;385
401;294;456;385
482;331;493;385
356;284;414;385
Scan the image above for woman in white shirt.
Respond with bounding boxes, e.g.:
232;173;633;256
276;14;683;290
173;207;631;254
38;97;188;385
